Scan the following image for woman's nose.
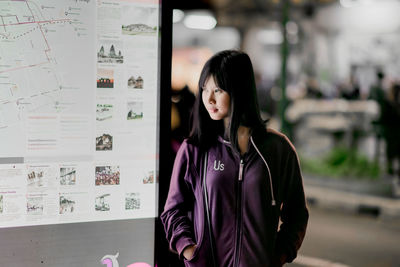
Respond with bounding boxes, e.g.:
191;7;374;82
207;92;215;104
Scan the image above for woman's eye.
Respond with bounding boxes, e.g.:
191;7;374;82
214;88;221;93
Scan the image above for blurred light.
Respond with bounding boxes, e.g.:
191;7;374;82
286;21;298;35
362;0;374;5
291;0;303;4
173;9;184;23
288;34;299;44
271;86;282;101
183;11;217;30
340;0;360;8
257;29;283;45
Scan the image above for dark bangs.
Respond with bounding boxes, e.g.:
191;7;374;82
190;50;265;152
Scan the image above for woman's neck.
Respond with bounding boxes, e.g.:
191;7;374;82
223;118;251;155
237;125;251;156
223;117;230;139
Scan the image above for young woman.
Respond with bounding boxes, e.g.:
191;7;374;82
161;50;308;267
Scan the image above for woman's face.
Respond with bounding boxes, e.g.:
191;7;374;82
202;77;230;121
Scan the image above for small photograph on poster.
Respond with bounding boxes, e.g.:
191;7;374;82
60;167;76;186
97;69;114;88
121;6;157;36
27;165;57;188
97;41;123;64
122;23;156;36
95;193;110;211
27;196;44;215
95;166;120;185
59;195;75;214
142;170;154;184
127;101;143;120
0;195;3;213
96;103;113;121
96;134;113;151
125;192;140;210
27;169;45;187
127;75;144;89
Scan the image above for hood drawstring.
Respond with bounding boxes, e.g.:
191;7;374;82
219;135;276;206
250;136;277;206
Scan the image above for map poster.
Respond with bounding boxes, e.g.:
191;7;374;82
0;0;160;228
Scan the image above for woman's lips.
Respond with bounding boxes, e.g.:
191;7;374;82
208;108;218;113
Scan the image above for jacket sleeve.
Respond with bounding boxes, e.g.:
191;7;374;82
160;141;196;258
275;143;309;263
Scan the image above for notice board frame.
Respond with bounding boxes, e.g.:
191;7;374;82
0;0;172;266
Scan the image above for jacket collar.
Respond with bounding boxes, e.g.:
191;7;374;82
217;135;231;145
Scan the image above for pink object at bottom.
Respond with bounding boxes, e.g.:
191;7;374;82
126;263;151;267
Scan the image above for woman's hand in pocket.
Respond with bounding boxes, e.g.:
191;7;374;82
183;244;197;260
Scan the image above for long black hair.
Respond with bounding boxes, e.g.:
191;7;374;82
189;50;265;152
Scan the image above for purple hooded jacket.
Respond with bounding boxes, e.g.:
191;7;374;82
161;128;309;267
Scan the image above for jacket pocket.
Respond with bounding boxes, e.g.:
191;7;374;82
184;222;204;267
183;241;209;267
184;211;207;266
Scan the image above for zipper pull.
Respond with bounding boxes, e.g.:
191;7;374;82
238;159;244;181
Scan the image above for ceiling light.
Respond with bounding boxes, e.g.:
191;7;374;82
183;11;217;30
173;9;184;23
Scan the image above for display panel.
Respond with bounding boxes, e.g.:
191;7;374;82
0;0;160;228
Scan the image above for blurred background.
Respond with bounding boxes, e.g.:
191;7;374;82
164;0;400;266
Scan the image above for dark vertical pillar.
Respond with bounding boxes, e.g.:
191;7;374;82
156;0;172;266
280;0;290;136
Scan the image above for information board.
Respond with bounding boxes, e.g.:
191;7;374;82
0;0;160;228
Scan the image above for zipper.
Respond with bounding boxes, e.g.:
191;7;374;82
234;158;244;267
238;159;244;181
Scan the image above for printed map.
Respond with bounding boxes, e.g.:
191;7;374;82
0;0;95;157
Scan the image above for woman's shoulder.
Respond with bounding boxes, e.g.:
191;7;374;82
265;128;288;141
180;138;199;150
175;139;203;173
176;138;201;159
259;127;297;153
